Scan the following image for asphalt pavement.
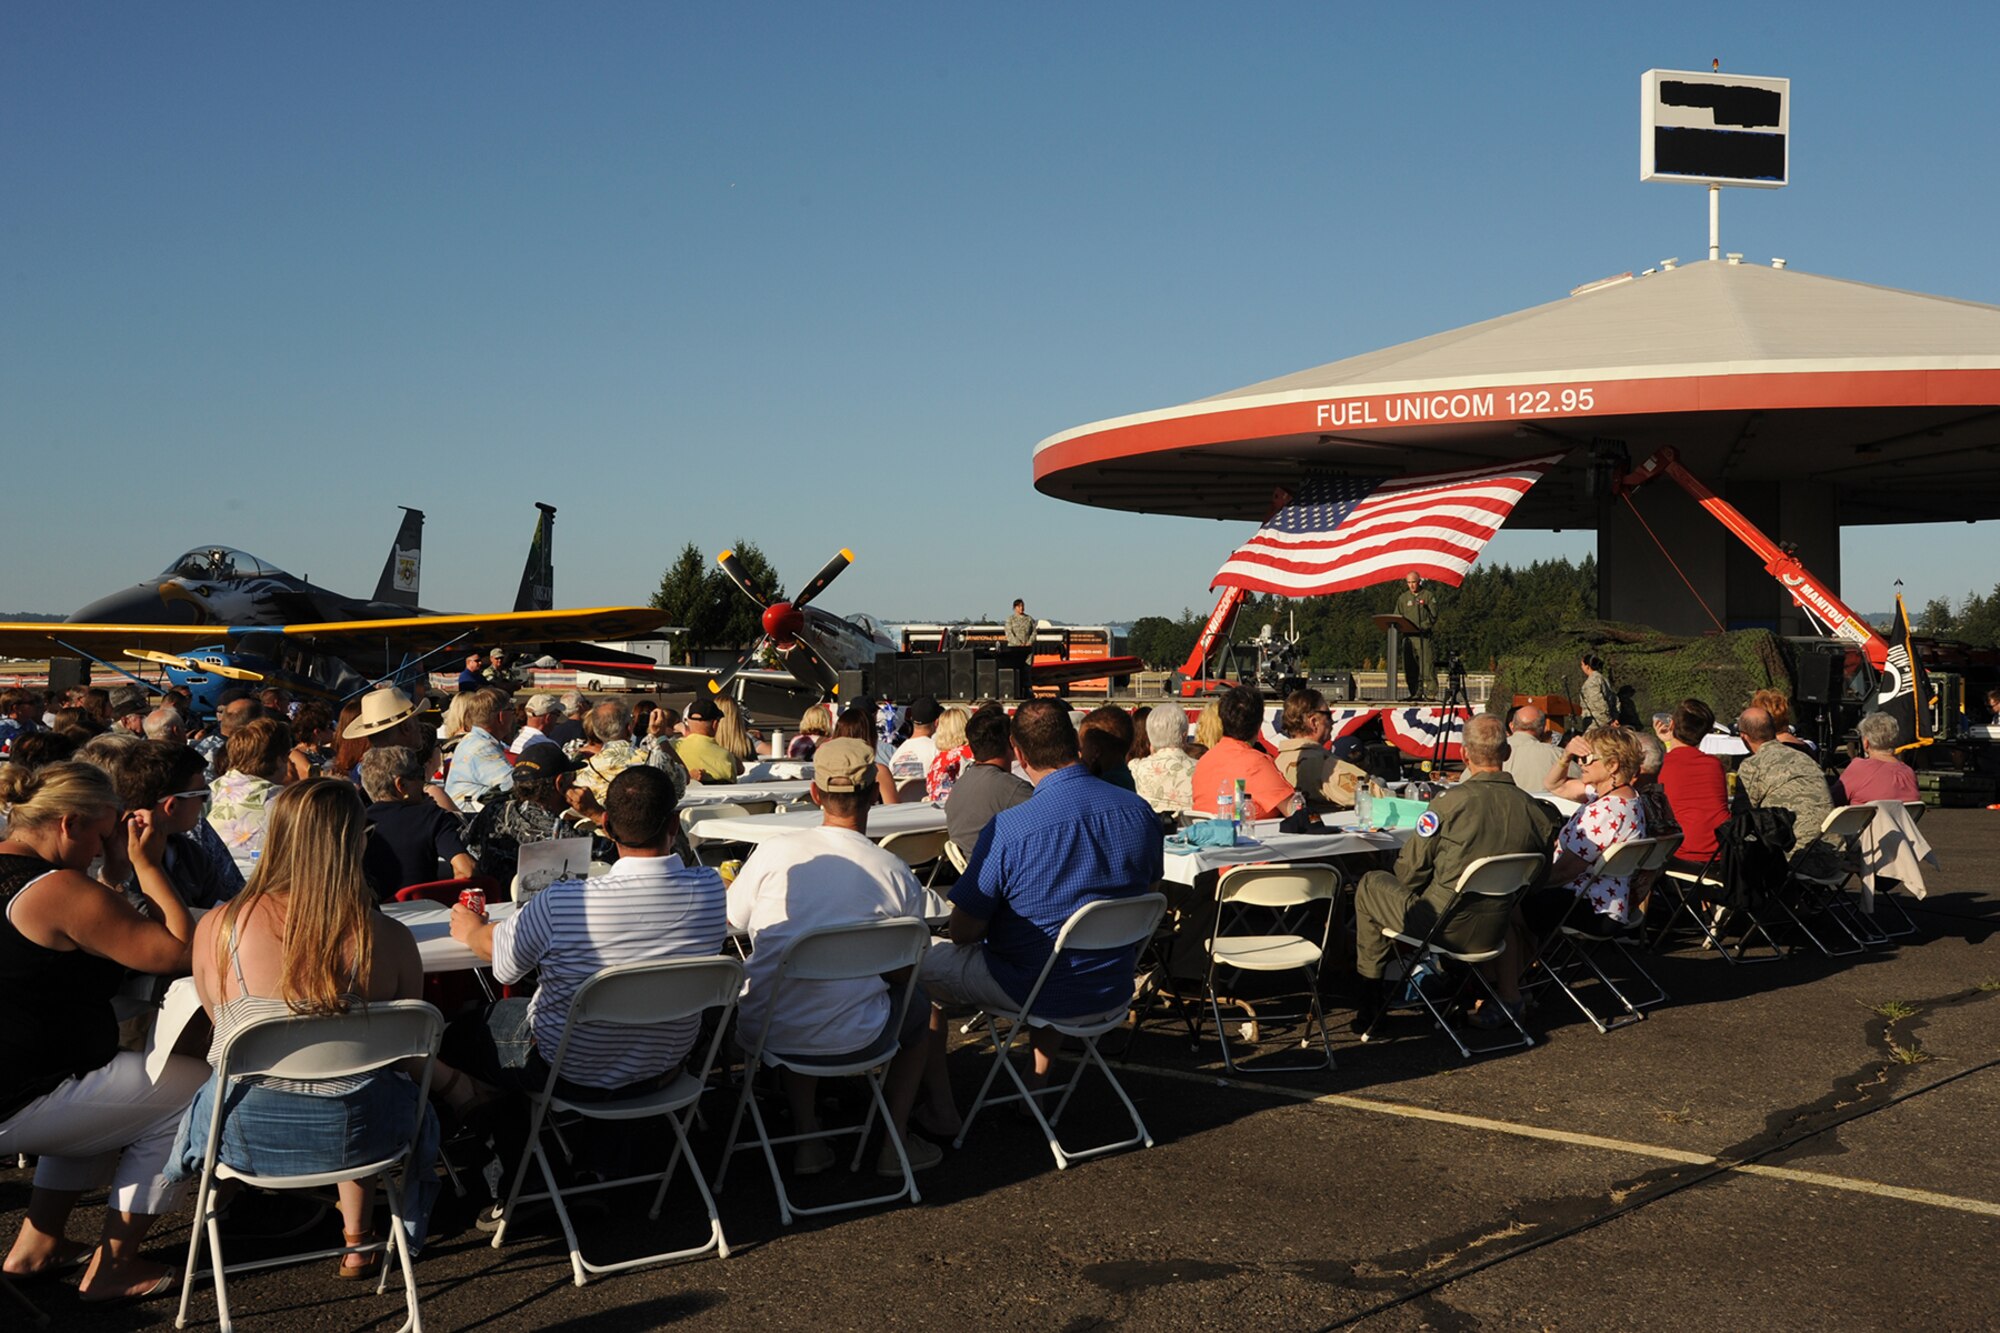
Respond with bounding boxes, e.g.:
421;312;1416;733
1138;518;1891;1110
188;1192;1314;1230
8;810;1996;1331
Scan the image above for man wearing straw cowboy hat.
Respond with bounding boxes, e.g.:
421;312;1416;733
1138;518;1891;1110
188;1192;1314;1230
339;685;423;782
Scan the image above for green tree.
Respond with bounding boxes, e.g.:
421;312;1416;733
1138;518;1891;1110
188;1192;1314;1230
649;539;786;649
650;543;722;646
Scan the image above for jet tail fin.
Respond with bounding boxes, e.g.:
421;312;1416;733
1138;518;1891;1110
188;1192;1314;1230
373;507;425;608
514;503;557;612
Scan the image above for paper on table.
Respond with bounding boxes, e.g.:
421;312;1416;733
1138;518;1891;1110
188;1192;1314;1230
517;836;592;898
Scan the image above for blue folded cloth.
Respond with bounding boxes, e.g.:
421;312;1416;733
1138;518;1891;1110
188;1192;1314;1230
1165;818;1240;852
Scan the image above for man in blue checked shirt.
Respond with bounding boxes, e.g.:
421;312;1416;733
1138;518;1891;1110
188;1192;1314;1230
919;698;1162;1093
443;689;518;809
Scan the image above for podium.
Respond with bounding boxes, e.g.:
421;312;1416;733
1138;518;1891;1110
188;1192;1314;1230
1373;613;1422;702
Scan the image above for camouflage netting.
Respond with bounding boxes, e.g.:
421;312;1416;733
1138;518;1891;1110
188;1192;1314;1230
1488;621;1792;725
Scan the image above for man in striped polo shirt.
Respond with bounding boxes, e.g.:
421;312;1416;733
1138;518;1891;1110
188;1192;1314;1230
445;764;727;1218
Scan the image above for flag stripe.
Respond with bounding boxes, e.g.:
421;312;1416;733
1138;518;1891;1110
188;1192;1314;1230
1212;452;1563;596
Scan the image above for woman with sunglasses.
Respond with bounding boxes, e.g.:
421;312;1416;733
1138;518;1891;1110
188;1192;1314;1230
0;761;205;1302
1484;727;1649;1029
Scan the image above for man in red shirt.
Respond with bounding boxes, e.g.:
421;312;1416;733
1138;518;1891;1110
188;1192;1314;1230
1190;686;1300;820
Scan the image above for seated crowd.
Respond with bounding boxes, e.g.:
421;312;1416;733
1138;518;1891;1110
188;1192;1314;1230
0;666;1929;1305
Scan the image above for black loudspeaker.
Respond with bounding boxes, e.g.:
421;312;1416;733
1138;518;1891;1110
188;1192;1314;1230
1794;653;1842;704
949;650;976;700
898;658;925;702
975;658;998;699
996;668;1021;700
874;651;900;686
1320;671;1356;702
921;656;951;700
837;669;866;702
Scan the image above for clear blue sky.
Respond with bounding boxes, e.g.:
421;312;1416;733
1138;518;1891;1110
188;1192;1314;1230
5;2;1997;625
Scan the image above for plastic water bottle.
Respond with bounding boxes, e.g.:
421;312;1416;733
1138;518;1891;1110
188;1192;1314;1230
1355;780;1373;829
1218;783;1237;838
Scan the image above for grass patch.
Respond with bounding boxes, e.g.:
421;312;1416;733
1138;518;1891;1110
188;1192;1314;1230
1978;978;2000;993
1655;1105;1695;1125
1862;999;1921;1021
1887;1040;1932;1066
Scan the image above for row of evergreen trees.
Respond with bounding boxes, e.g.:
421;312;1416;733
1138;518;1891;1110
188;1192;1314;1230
1126;556;1599;674
1915;583;2000;648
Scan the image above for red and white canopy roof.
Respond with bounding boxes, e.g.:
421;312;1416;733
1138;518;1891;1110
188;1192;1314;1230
1034;260;2000;527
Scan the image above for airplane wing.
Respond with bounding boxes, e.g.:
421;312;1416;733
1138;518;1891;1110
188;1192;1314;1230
558;657;806;690
0;607;670;661
276;606;670;649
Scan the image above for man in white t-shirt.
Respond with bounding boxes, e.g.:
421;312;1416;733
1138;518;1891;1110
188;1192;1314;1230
886;695;943;802
726;737;943;1176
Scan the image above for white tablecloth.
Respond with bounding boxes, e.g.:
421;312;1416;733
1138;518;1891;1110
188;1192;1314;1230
382;898;520;973
679;780;814;808
739;760;812;782
689;802;948;846
1161;826;1410;885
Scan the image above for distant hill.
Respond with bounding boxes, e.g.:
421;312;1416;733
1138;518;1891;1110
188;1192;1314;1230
1;611;63;622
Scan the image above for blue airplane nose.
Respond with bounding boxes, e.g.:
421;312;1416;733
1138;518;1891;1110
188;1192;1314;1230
67;582;201;626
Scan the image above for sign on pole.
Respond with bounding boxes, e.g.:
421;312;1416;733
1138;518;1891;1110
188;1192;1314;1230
1641;69;1789;188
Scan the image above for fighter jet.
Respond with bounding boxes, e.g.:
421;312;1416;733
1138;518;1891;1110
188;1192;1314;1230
0;504;666;716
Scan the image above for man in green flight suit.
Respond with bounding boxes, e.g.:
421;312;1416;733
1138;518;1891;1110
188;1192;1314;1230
1350;714;1560;1031
1395;570;1439;699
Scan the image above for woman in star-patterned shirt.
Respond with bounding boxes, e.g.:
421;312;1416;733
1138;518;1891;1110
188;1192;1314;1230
1528;726;1649;932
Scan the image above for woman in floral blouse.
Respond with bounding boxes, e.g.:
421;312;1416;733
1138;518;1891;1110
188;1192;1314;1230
207;717;294;865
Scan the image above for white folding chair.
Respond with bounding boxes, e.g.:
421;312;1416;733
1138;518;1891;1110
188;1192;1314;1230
1202;864;1339;1072
881;828;951;888
1533;838;1666;1033
943;840;970;874
954;893;1168;1170
681;803;754;865
1358;854;1543;1059
718;918;931;1225
486;957;744;1287
176;1001;442;1333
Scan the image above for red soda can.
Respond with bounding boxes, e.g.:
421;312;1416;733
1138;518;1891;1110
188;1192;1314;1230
458;887;487;919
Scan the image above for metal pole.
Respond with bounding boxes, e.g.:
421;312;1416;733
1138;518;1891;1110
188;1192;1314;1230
1708;184;1720;261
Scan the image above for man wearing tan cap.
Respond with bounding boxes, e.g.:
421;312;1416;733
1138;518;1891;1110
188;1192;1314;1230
509;693;562;754
724;737;943;1176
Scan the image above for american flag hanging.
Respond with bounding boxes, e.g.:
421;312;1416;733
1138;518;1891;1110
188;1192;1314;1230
1210;453;1566;596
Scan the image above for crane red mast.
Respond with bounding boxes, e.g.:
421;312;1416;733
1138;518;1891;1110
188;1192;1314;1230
1613;448;1890;672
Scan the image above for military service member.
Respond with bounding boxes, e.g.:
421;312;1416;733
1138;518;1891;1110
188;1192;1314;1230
1350;714;1560;1031
1396;570;1438;699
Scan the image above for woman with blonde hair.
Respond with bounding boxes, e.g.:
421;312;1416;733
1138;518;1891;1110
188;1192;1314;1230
714;696;758;764
171;779;441;1278
924;707;971;802
1189;700;1224;759
0;761;205;1301
789;703;833;761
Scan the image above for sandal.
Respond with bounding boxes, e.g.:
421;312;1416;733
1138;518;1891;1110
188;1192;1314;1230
3;1238;93;1282
335;1230;382;1280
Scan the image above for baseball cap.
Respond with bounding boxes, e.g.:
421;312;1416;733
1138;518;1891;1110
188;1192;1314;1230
109;685;150;718
907;695;943;726
524;693;561;717
813;738;877;793
685;695;724;722
513;741;582;780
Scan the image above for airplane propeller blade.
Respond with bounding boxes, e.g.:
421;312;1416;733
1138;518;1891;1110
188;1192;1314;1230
782;632;841;697
123;646;264;682
790;549;853;611
706;640;766;696
714;550;770;609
